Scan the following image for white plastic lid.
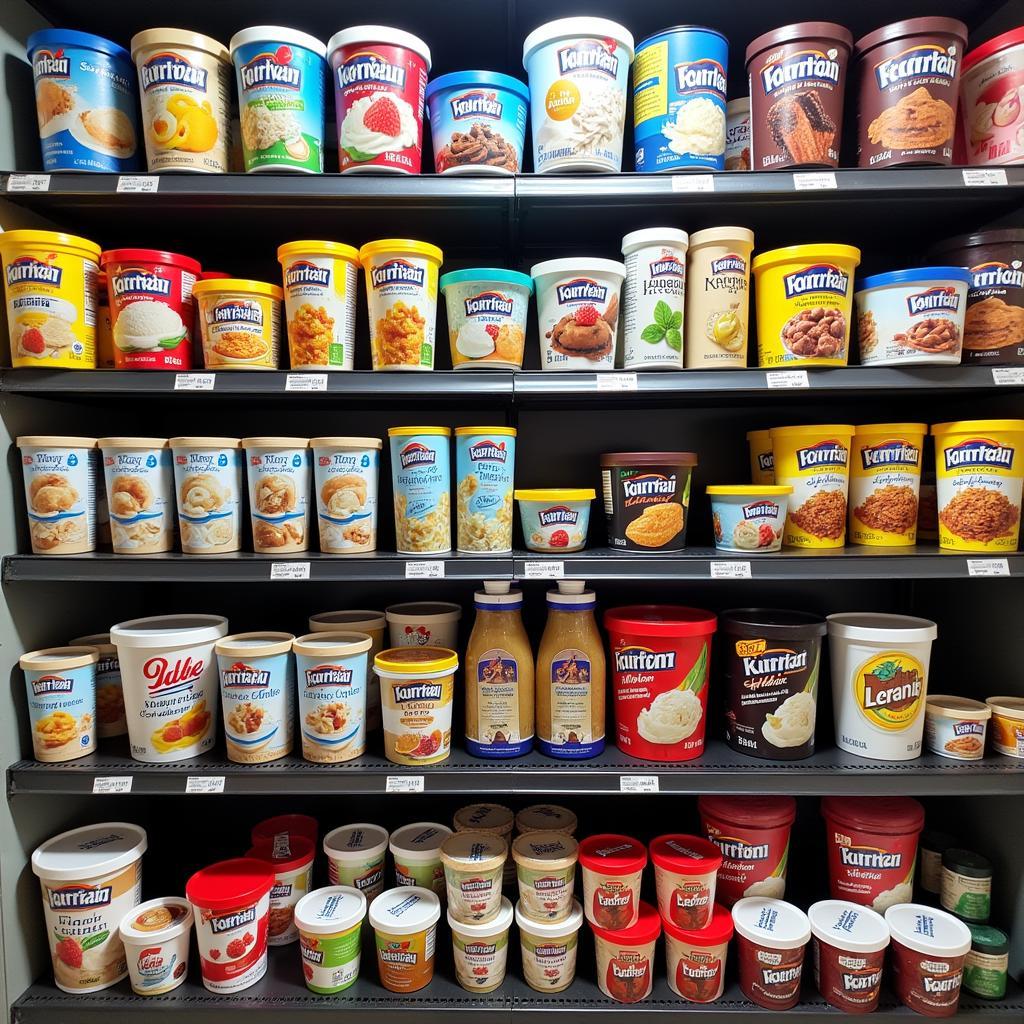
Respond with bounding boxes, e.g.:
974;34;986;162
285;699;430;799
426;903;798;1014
732;898;811;950
727;97;750;114
327;26;431;70
120;897;193;943
523;18;634;67
531;257;626;281
440;831;508;870
926;696;992;721
230;26;327;59
515;897;583;937
32;823;148;882
110;615;228;649
294;885;367;936
476;581;523;606
622;229;689;255
448;896;514;936
808;900;889;954
546;580;594;605
323;823;389;862
884;904;971;958
369;886;441;935
389;822;453;861
827;613;937;644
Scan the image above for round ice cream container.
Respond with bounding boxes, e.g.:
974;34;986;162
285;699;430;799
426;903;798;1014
388;426;452;552
515;489;594;552
601;452;696;552
747;430;775;485
390;822;452;896
633;26;728;172
17;435;98;554
294;885;366;994
512;832;578;923
650;834;722;929
808;900;889;1013
323;824;389;902
591;900;660;1003
516;898;583;993
725;97;751;169
32;823;147;993
310;437;381;554
516;805;578;837
69;632;124;737
369;886;441;993
193;279;282;370
578;835;646;930
21;647;99;763
963;923;1009;1000
99;438;174;554
708;486;791;554
454;803;515;886
246;836;315;946
664;903;733;1003
309;610;384;731
426;72;529;174
120;897;193;996
386;602;461;649
376;646;457;765
454;426;515;553
620;231;688;369
986;696;1024;758
440;269;531;369
252;814;319;848
941;848;992;924
960;28;1024;168
169;437;243;553
440;831;508;924
732;897;810;1010
242;437;311;553
448;896;513;993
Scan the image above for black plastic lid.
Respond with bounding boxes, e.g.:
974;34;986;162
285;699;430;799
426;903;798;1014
968;924;1009;956
942;847;992;879
931;229;1024;256
721;608;827;637
921;830;958;854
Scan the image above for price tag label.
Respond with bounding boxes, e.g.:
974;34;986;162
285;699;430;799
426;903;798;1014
962;168;1007;187
522;561;565;579
672;174;715;193
967;558;1010;577
185;776;225;794
285;373;328;392
93;776;132;794
710;561;752;579
174;373;215;391
620;775;659;793
766;370;809;389
7;174;50;192
406;561;445;579
386;776;424;794
270;562;310;580
116;175;159;193
992;368;1024;386
596;372;638;392
793;171;838;191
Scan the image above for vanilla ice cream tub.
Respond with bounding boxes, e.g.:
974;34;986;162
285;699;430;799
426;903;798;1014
243;437;310;553
120;898;193;996
513;832;579;922
440;831;508;924
311;437;381;553
99;437;175;554
170;437;243;554
18;436;98;555
621;229;688;369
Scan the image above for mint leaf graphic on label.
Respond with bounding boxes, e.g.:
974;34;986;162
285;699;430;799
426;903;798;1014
641;301;683;348
666;329;682;351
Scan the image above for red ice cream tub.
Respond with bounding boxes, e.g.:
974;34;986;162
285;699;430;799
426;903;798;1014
732;896;810;1010
251;813;320;849
650;834;722;930
591;900;661;1004
100;249;201;370
808;899;889;1014
578;834;647;930
604;605;716;762
663;902;734;1003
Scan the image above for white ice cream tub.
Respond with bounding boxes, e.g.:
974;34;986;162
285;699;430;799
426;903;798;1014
120;897;193;996
386;601;462;648
621;229;688;370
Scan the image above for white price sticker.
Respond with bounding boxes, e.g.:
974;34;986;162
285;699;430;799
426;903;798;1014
185;776;225;794
710;560;752;579
962;168;1007;187
406;560;445;579
672;174;715;193
285;373;328;392
766;370;810;389
596;372;638;392
967;558;1010;577
174;373;215;391
270;562;310;580
6;174;50;192
620;775;659;793
992;368;1024;386
93;776;132;794
386;776;424;793
793;171;838;191
522;561;565;579
116;175;159;193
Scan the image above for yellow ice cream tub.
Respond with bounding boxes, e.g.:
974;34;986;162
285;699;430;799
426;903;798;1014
752;244;860;368
193;278;283;370
0;230;101;369
932;419;1024;552
746;429;774;484
771;424;855;548
849;424;927;548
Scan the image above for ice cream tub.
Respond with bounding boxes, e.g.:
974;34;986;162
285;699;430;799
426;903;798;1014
386;602;461;648
32;823;147;993
515;489;594;552
941;848;992;924
21;647;98;763
389;426;452;552
426;72;529;174
169;437;243;554
230;27;327;173
440;831;508;924
2;230;100;369
708;486;791;554
376;646;457;765
328;27;431;174
725;98;750;169
516;898;582;992
310;437;381;554
324;824;389;902
664;903;733;1003
27;29;140;172
243;437;310;553
604;605;716;762
390;823;451;896
987;696;1024;758
821;796;924;912
747;430;774;484
592;901;660;1003
808;900;889;1013
131;29;231;173
633;26;728;172
369;886;441;993
925;695;990;761
620;231;688;370
69;632;124;737
885;903;971;1017
516;805;577;836
699;795;796;905
17;435;98;554
721;609;825;761
454;804;515;885
531;258;625;370
111;613;228;762
753;245;861;367
449;896;513;992
440;269;531;369
193;279;282;370
650;835;722;929
964;924;1009;999
294;885;366;994
99;438;174;554
120;898;193;996
253;814;319;849
960;28;1024;168
732;897;810;1010
247;836;315;945
455;426;515;553
578;835;646;930
512;832;578;922
601;453;695;552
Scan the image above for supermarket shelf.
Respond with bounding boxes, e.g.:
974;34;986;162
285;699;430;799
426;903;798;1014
9;741;1024;797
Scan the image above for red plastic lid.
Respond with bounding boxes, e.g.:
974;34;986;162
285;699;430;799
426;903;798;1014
698;795;796;829
604;605;717;638
200;270;231;280
251;814;319;845
821;797;925;835
578;834;648;873
246;835;315;874
663;902;734;946
185;857;274;912
99;249;202;275
650;834;723;874
591;899;662;944
964;26;1024;73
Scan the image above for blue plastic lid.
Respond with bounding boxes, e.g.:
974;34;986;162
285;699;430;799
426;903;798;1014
858;267;973;291
27;29;131;63
425;71;530;105
440;268;534;293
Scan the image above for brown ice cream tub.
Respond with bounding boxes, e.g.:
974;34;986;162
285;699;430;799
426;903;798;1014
854;18;967;168
745;23;852;170
931;230;1024;366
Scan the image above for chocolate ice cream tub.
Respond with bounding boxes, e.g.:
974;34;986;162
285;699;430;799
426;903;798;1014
600;452;696;552
854;18;967;168
931;230;1024;366
746;23;852;170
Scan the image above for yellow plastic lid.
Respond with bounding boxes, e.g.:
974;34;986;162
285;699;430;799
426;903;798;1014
769;424;855;438
752;244;861;274
0;229;101;261
241;437;309;449
375;646;459;675
932;420;1024;436
854;423;928;436
277;240;359;263
192;278;283;301
17;436;97;448
359;239;443;266
388;427;452;437
130;28;230;64
98;437;168;448
454;426;517;437
706;485;793;495
514;489;596;501
746;429;771;442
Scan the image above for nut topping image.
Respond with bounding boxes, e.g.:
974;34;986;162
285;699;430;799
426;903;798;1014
547;294;618;361
781;307;845;359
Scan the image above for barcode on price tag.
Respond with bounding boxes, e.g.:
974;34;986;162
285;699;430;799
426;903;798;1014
766;370;809;389
116;175;159;193
522;561;564;579
962;168;1007;187
672;174;715;193
6;174;50;192
386;776;424;793
793;171;837;190
967;559;1010;577
174;373;215;391
992;368;1024;386
185;776;225;794
270;562;310;580
285;373;328;392
596;372;638;391
93;776;132;794
620;775;659;793
710;561;752;579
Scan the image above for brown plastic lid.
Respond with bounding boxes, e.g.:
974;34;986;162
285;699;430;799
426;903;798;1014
854;17;967;59
746;22;853;68
931;229;1024;256
600;452;698;466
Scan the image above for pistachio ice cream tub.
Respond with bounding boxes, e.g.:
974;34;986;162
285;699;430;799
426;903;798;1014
169;437;243;553
295;885;367;994
323;824;389;903
390;822;452;897
513;832;579;922
440;831;508;924
242;437;311;553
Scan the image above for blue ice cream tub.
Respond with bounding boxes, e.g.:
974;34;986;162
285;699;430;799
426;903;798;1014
633;25;729;172
27;29;141;172
21;646;99;762
425;71;529;174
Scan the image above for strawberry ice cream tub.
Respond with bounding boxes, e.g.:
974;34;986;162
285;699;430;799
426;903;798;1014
650;834;722;930
960;28;1024;168
604;605;717;762
591;900;661;1004
186;858;275;994
578;834;647;930
664;902;733;1003
328;26;430;174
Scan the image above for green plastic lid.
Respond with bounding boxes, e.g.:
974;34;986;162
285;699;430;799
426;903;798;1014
968;924;1009;956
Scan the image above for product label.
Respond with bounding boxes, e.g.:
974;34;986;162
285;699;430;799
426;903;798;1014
281;256;357;370
172;447;241;554
849;434;923;546
826;825;917;912
455;433;515;553
299;921;362;993
381;669;454;766
701;821;789;907
623;246;686;368
774;436;850;548
452;929;508;992
389;433;450;552
193;893;269;993
602;463;689;551
246;447;310;554
853;651;926;739
516;861;575;921
468;648;527;757
295;650;367;764
312;444;378;553
217;649;294;765
103;447;174;553
541;649;601;758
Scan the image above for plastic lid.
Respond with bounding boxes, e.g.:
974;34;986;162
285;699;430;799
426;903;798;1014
440;831;508;871
120;898;193;943
752;245;861;274
17;436;96;448
327;26;431;70
770;424;855;439
859;267;972;291
689;226;755;249
698;795;797;829
454;426;517;437
247;835;316;874
0;231;101;260
545;582;594;607
515;898;583;937
426;71;529;103
387;426;452;437
578;835;647;874
216;631;294;659
359;239;443;266
746;23;853;66
192;279;283;301
323;823;389;861
374;646;459;675
32;823;147;882
968;924;1009;956
600;452;698;466
622;228;689;255
390;823;453;857
921;830;959;853
854;423;929;437
727;97;750;113
310;436;382;450
512;832;579;866
278;240;359;263
926;696;991;722
706;485;793;496
746;429;770;441
68;633;113;653
252;814;319;845
516;805;578;834
453;803;514;834
169;437;241;449
821;796;925;835
732;897;811;950
27;28;130;62
241;437;309;449
854;18;967;58
448;896;514;936
130;28;229;64
440;268;533;292
650;835;723;874
229;26;327;59
662;901;734;946
20;647;99;671
292;631;373;659
942;848;992;879
807;901;890;954
884;904;971;958
964;26;1024;72
720;609;826;637
368;886;441;935
932;420;1024;436
591;899;661;944
475;582;523;609
111;614;228;649
931;228;1024;254
309;610;386;631
987;696;1024;721
384;603;461;623
530;257;626;280
514;488;596;501
294;885;367;937
98;437;168;449
185;857;274;912
523;18;634;67
605;605;717;638
826;613;937;644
